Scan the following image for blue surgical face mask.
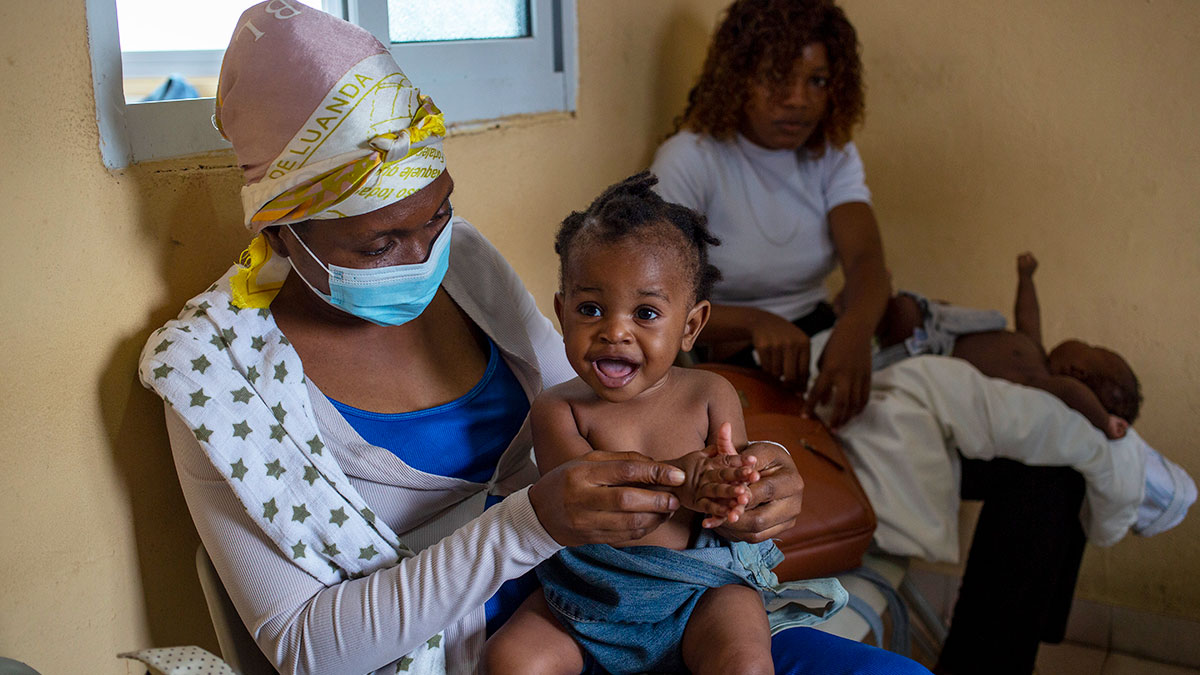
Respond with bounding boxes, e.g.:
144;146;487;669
285;209;454;327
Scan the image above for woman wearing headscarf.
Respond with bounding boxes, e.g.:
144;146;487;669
139;3;929;673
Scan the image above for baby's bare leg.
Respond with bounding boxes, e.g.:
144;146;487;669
484;590;586;675
681;584;774;675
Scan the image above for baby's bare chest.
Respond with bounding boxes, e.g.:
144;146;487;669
573;396;711;461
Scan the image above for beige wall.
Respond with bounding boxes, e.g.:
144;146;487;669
0;0;1195;672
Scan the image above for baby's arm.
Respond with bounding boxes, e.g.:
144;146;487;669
529;391;596;475
1014;252;1043;348
1037;375;1127;439
705;375;750;450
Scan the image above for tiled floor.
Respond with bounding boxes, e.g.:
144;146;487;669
903;560;1200;673
1036;642;1200;675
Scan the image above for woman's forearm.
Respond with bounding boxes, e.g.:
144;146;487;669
698;303;779;344
280;490;556;673
829;269;889;347
167;407;559;674
826;201;890;348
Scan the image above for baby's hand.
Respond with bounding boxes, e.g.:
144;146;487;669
669;449;751;515
687;422;762;527
695;452;761;528
1105;414;1129;440
1017;252;1038;277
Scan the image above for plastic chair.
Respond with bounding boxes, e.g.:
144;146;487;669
195;545;278;675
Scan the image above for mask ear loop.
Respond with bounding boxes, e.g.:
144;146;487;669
283;225;335;301
285;225;334;274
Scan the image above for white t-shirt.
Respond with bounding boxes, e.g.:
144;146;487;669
649;130;872;321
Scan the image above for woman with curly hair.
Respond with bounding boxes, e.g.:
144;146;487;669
652;0;888;429
652;0;884;430
652;2;1089;673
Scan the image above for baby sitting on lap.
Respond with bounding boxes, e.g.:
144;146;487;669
869;252;1194;536
485;173;843;675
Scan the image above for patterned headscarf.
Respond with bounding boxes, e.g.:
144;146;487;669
215;1;448;307
216;1;446;232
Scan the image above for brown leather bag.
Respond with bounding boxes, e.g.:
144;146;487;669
696;363;877;581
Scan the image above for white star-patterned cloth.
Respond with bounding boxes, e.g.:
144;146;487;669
139;265;445;674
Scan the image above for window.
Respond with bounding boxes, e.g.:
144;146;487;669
89;0;577;168
115;0;337;101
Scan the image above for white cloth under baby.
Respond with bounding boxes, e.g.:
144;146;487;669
811;349;1142;561
805;330;1193;560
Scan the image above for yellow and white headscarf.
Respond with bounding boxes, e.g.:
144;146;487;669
214;1;448;307
235;54;446;230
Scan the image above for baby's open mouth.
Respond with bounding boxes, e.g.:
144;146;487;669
592;358;639;388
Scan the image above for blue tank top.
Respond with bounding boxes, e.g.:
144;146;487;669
326;339;529;483
327;338;537;633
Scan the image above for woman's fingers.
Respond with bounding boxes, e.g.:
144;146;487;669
751;317;811;384
700;466;759;485
805;371;833;419
531;454;687;546
578;451;687;486
806;368;872;427
725;506;798;542
781;347;799;384
759;343;780;379
716;499;800;542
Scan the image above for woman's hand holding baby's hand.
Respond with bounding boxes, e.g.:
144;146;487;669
695;453;761;529
711;442;804;543
670;423;757;528
667;450;759;528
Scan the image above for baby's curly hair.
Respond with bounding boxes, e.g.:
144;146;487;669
677;0;864;155
555;172;721;304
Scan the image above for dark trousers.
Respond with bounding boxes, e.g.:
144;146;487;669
936;458;1087;675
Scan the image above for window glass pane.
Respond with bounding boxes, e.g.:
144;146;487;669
116;0;328;52
388;0;530;43
115;0;329;102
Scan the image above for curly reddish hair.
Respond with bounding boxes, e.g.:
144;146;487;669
676;0;865;155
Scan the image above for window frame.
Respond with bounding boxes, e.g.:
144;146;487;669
89;0;578;169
